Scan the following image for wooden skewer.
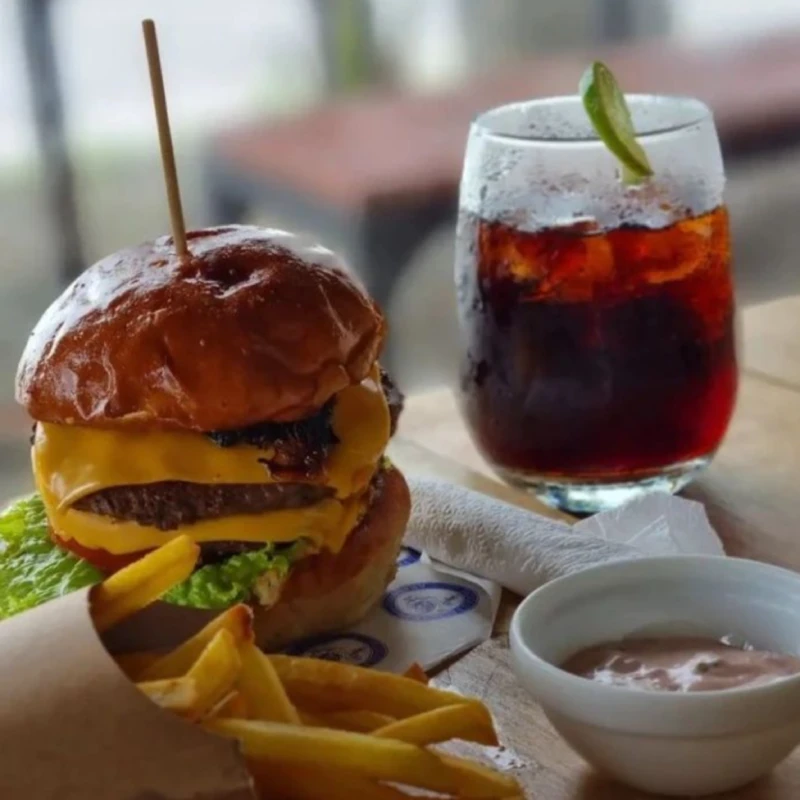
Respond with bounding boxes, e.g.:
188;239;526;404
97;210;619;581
142;18;188;258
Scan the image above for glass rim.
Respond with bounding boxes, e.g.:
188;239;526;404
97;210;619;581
473;94;713;144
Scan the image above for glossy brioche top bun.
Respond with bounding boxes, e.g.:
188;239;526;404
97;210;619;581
16;226;385;431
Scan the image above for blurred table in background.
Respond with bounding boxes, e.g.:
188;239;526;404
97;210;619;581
206;32;800;310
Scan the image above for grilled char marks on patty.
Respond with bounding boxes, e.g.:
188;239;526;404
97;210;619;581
206;398;337;475
72;482;333;531
205;369;403;471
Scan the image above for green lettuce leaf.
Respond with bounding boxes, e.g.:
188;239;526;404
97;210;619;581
0;494;102;618
164;541;307;610
0;493;307;619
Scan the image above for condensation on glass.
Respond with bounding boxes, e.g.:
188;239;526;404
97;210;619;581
456;96;737;513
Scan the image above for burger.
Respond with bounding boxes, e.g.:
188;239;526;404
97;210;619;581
7;225;410;647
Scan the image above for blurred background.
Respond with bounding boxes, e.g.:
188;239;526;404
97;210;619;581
2;0;800;495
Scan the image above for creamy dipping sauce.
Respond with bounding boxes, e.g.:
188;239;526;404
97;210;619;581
561;637;800;692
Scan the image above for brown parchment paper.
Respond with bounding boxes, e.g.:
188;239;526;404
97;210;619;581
103;601;219;655
0;587;257;800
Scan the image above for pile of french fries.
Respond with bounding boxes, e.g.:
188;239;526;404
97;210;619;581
91;535;522;800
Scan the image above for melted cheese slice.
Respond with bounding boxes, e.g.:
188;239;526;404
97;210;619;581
33;369;389;555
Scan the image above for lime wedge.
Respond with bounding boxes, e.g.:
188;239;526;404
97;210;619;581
579;61;653;184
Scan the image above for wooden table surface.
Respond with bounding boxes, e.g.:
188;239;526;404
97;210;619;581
387;295;800;799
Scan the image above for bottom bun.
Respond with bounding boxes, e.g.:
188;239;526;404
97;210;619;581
253;465;410;650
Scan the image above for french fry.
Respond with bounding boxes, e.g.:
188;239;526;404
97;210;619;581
304;709;396;733
269;655;478;718
91;535;199;632
208;690;249;720
185;629;242;720
402;662;429;684
104;544;516;798
298;709;323;726
114;651;161;681
440;754;521;798
249;762;418;800
204;718;462;796
238;643;299;724
137;677;198;715
139;604;253;680
374;703;498;747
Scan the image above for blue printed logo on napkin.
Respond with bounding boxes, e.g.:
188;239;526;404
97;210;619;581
384;582;479;622
285;632;388;668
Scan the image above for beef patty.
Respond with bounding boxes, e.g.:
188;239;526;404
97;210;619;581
73;481;333;531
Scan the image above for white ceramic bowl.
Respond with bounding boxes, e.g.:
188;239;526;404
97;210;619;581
510;556;800;796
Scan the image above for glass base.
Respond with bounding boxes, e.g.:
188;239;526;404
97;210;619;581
494;456;712;515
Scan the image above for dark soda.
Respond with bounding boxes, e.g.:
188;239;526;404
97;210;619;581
457;207;737;480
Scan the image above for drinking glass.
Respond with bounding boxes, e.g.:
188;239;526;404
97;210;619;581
455;96;737;513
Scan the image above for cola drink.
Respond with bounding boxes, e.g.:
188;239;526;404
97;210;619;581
457;207;737;487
